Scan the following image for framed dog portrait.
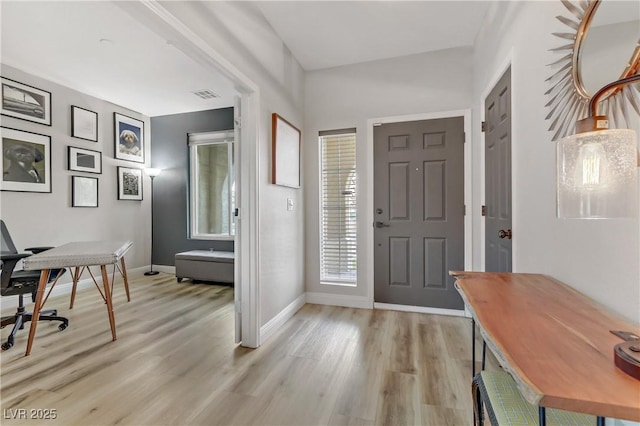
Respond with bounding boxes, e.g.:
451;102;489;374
117;166;143;201
72;176;98;208
1;126;51;193
1;77;52;126
71;105;98;142
68;146;102;174
114;112;144;163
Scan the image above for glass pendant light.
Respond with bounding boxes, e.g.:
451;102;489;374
557;75;639;219
558;128;637;218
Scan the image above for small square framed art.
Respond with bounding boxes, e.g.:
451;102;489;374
72;176;98;207
117;166;143;201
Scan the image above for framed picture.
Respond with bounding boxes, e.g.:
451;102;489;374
114;112;144;163
72;176;98;207
1;126;51;193
1;77;52;126
68;146;102;174
271;113;301;188
117;166;143;201
71;105;98;142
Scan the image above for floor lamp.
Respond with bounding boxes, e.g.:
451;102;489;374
144;168;162;276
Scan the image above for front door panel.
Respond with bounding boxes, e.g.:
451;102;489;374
374;117;465;309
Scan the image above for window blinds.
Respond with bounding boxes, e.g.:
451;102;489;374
320;130;357;284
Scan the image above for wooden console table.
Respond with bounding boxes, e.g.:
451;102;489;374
22;241;133;356
451;271;640;422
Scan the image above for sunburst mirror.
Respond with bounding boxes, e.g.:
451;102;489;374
546;0;640;141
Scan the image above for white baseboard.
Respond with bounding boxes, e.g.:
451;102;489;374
260;293;306;344
374;302;466;317
153;265;176;275
306;292;372;309
0;265;149;310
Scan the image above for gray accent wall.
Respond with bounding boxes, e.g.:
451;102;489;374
150;108;234;266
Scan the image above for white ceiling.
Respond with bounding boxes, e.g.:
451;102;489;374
0;1;491;117
256;1;491;71
0;1;237;117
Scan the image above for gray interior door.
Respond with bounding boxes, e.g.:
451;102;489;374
485;67;512;272
374;117;465;309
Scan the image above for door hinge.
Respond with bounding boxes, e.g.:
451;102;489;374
481;121;486;132
481;205;487;216
234;208;240;217
464;205;466;215
234;118;242;128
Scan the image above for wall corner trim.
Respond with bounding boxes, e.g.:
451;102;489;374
260;293;306;343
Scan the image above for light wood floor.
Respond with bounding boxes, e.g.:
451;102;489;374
1;273;488;425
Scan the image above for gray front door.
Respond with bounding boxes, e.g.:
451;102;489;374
485;67;512;272
374;117;465;309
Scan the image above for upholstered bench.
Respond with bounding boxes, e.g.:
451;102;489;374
472;370;595;425
174;250;234;284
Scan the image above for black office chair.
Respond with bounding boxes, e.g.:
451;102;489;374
0;220;68;351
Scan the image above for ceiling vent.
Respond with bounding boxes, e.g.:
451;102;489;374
192;89;220;100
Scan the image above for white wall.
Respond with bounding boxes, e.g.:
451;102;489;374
0;64;152;276
151;1;306;327
304;47;473;302
471;1;639;326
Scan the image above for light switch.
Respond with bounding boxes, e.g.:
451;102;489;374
287;198;294;211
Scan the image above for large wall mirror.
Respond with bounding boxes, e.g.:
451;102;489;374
546;0;640;140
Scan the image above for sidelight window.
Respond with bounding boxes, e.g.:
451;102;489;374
319;129;357;285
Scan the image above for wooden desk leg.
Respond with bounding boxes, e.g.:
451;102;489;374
120;257;131;302
25;269;50;356
70;266;81;309
100;265;117;341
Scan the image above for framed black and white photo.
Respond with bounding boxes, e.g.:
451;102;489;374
1;126;51;193
114;112;144;163
72;176;98;207
68;146;102;174
1;77;52;126
71;105;98;142
271;113;301;188
117;166;142;201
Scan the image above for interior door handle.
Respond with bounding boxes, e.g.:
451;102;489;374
498;229;512;239
374;221;390;228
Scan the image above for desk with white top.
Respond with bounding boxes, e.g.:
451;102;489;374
22;240;133;356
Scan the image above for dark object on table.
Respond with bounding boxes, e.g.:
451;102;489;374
611;330;640;380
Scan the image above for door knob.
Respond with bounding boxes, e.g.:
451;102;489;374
374;221;390;228
498;229;512;239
